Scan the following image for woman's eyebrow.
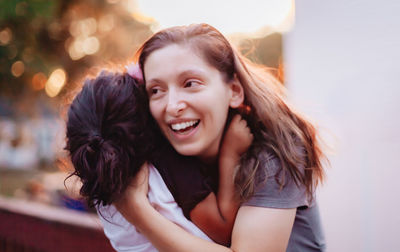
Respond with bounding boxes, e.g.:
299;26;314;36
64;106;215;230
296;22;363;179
147;69;206;85
146;77;164;86
177;69;205;79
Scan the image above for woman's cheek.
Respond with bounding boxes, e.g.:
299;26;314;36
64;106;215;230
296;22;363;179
150;99;168;132
149;99;161;117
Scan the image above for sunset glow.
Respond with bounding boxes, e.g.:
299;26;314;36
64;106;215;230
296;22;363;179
131;0;294;36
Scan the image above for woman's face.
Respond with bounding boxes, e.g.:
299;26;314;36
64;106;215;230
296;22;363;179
144;44;242;162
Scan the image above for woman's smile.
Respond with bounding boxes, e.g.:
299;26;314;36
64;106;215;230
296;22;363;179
167;118;201;141
169;119;200;133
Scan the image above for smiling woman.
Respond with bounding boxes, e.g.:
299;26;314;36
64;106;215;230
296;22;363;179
115;23;327;252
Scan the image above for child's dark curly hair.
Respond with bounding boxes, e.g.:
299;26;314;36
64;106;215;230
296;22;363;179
65;71;154;208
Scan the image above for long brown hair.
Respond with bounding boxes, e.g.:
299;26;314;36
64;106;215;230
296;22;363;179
136;23;326;202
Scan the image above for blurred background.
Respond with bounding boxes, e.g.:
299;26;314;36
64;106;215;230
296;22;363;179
0;0;398;251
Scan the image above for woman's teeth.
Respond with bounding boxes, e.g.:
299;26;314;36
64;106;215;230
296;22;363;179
170;120;199;131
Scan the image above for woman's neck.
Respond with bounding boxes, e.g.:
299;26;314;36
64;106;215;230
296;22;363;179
198;155;218;166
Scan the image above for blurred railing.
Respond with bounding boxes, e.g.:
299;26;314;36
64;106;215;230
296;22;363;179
0;196;114;252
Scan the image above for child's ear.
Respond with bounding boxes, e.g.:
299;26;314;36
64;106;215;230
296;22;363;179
229;77;244;108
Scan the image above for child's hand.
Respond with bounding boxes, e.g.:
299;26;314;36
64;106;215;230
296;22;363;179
115;162;149;213
221;114;253;157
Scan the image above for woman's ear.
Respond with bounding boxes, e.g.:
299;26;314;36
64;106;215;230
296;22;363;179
229;77;244;108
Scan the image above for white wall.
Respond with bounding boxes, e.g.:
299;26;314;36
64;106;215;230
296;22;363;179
284;1;400;251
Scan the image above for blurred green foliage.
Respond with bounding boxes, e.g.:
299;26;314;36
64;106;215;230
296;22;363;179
0;0;152;100
0;0;59;96
0;0;56;21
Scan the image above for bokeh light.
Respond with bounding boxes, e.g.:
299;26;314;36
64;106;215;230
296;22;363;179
11;61;25;77
69;18;97;37
67;38;85;60
45;69;67;97
82;36;100;55
67;18;101;60
31;72;47;91
0;28;12;45
98;14;115;33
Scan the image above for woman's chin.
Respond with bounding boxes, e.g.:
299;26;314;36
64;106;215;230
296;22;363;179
172;145;200;157
169;142;203;157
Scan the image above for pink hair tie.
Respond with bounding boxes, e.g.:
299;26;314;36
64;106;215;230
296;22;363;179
125;62;144;84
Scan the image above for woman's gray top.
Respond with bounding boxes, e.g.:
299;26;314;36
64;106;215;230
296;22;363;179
243;151;326;252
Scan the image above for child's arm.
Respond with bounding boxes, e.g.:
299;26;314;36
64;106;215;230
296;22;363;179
190;115;253;245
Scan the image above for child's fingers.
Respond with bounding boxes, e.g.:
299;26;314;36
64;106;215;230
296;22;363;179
128;162;149;196
136;162;149;185
237;118;250;133
238;117;247;127
231;114;248;129
115;163;149;211
229;114;253;142
231;114;242;124
249;132;254;141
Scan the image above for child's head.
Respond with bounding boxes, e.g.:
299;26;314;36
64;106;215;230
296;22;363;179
65;71;152;207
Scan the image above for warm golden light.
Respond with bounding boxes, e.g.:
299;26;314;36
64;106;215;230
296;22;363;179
45;68;67;97
98;14;115;32
0;27;12;45
31;72;47;91
67;35;100;60
68;38;85;60
69;18;97;37
107;0;121;4
82;36;100;55
11;61;25;77
67;17;101;60
131;12;156;25
133;0;295;35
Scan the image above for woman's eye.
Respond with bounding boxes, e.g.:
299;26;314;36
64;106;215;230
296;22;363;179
184;80;200;88
147;86;162;97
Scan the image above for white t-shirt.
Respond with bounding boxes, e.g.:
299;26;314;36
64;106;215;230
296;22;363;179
97;164;211;252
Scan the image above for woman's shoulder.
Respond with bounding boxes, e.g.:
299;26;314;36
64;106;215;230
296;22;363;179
256;149;281;176
256;142;306;178
243;147;309;209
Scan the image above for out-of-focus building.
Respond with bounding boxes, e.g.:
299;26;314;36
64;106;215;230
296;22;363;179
284;1;400;251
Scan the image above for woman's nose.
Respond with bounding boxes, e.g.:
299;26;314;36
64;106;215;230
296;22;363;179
166;90;187;116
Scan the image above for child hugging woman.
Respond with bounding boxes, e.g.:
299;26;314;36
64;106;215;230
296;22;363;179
115;23;327;252
65;70;253;251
